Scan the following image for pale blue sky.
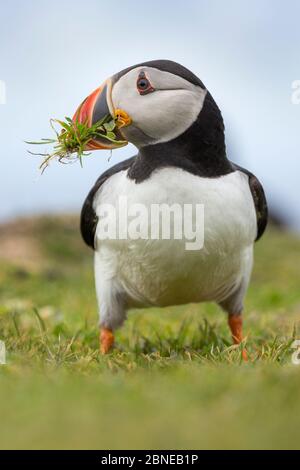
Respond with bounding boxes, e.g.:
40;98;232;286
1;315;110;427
0;0;299;229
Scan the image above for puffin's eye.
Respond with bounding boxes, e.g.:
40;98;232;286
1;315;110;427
137;72;155;95
138;78;148;89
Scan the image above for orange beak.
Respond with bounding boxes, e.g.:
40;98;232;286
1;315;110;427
72;79;130;150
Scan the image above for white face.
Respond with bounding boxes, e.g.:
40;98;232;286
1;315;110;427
110;66;207;148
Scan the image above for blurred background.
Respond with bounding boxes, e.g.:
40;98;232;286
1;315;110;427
0;0;299;230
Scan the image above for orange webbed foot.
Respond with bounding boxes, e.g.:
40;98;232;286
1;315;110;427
228;314;248;362
100;327;115;354
241;348;248;362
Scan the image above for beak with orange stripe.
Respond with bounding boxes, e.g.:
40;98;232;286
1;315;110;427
73;79;131;150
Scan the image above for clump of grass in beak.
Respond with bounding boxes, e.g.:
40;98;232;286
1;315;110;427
26;114;127;173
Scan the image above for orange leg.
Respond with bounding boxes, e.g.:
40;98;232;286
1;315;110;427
100;327;115;354
228;314;248;361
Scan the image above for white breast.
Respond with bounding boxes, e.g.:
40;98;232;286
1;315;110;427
93;167;257;308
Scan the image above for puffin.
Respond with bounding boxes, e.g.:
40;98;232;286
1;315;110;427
73;60;268;357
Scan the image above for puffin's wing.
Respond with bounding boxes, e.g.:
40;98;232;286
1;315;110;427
80;156;136;249
232;163;268;241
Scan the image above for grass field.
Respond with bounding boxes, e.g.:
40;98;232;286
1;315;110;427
0;216;300;449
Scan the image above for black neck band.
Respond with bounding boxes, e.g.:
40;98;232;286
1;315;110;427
128;92;233;183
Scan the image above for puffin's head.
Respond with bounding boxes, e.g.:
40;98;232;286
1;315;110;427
73;60;211;150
